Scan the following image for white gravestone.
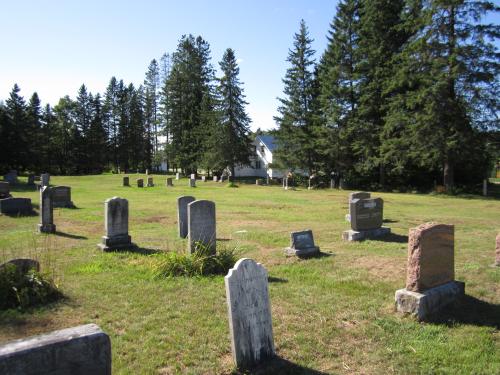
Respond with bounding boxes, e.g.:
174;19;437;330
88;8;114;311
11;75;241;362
213;176;218;182
225;258;275;369
97;197;134;251
177;196;195;238
38;186;56;233
187;200;216;253
176;173;180;180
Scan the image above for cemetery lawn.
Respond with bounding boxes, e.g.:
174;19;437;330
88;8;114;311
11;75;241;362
0;174;499;375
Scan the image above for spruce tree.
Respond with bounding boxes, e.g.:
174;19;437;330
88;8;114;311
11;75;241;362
144;59;159;169
26;92;43;172
5;84;28;170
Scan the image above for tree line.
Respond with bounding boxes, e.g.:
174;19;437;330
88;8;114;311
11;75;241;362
274;0;499;191
0;35;252;176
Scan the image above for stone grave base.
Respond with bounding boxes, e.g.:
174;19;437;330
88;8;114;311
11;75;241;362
284;246;320;257
97;235;136;251
342;226;390;241
395;281;465;321
37;223;56;234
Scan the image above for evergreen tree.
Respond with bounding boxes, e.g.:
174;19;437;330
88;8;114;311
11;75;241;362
52;96;77;174
0;102;9;171
144;59;160;169
88;94;107;172
74;85;93;173
26;92;43;172
275;20;319;175
5;84;28;170
103;77;120;170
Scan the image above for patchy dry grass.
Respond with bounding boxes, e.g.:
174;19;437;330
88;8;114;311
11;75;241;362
0;174;499;374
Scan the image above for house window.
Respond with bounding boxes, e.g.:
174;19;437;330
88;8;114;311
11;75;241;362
260;145;265;153
255;161;261;169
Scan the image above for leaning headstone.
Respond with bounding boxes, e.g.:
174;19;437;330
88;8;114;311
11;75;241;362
123;176;130;186
177;196;195;238
27;174;35;186
0;258;40;274
0;197;32;216
97;197;135;251
346;192;371;222
52;186;74;208
342;197;390;241
176;172;180;180
213;176;218;182
284;230;320;257
41;173;50;187
38;186;56;233
0;324;111;375
189;178;196;188
187;200;216;254
137;178;143;188
395;223;464;320
166;178;173;187
225;258;275;369
0;182;11;199
495;234;500;267
147;176;154;187
3;170;18;184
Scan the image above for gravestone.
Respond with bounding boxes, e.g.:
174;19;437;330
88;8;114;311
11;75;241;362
41;173;50;187
256;179;262;186
284;230;320;257
342;197;390;241
190;173;196;180
97;197;135;251
0;258;40;274
213;176;218;182
220;175;225;183
0;324;111;375
177;196;195;238
3;170;18;184
395;223;464;320
38;186;56;233
145;169;149;176
27;174;35;186
166;178;173;187
225;258;275;369
52;186;74;208
346;192;371;221
123;176;129;186
147;176;154;187
176;173;180;180
189;178;196;188
495;234;500;267
201;176;206;182
137;178;143;188
0;197;32;216
187;200;216;254
0;182;11;199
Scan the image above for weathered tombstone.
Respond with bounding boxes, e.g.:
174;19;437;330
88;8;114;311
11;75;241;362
166;177;173;187
145;168;149;176
0;324;111;375
38;186;56;233
495;234;500;267
201;176;206;182
187;200;216;254
52;186;74;208
147;176;154;187
225;258;275;369
137;178;144;188
3;170;18;184
27;174;35;186
176;172;180;180
256;179;262;186
97;197;135;251
0;182;11;199
0;258;40;274
41;173;50;187
342;197;390;241
345;192;371;222
123;176;130;186
190;173;196;180
220;175;225;183
284;230;320;257
0;197;32;216
189;178;196;188
395;223;464;320
177;196;195;238
213;176;218;182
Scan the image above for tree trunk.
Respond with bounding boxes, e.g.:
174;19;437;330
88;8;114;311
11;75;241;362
444;159;454;192
379;164;385;189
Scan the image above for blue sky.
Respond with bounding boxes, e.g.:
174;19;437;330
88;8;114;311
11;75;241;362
0;0;338;130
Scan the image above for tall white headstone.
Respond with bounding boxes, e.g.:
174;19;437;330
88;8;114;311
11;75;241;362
97;197;134;251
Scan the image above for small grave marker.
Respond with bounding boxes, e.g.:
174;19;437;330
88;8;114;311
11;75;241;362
97;197;135;251
284;230;320;257
177;196;195;238
187;200;216;253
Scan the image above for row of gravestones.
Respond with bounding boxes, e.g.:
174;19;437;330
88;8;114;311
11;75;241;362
121;174;260;189
3;170;50;187
3;221;494;372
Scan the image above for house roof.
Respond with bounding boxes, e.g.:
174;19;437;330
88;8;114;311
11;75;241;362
256;135;277;152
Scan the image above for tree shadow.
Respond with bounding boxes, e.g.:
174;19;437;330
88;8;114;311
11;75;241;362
55;231;87;240
370;233;408;244
233;356;329;375
426;294;500;329
268;276;288;283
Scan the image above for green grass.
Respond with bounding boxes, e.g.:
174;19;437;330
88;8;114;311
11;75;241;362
0;174;499;374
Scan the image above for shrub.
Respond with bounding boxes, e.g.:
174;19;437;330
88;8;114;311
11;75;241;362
0;264;62;310
153;244;239;278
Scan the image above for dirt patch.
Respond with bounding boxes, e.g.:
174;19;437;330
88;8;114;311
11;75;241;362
351;255;406;282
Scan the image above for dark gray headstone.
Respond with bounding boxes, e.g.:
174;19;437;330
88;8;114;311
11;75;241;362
3;171;18;184
0;182;11;199
0;197;32;216
0;258;40;274
189;178;196;188
187;200;216;254
97;197;134;251
350;198;383;231
38;186;56;233
284;230;319;257
0;324;111;375
349;191;371;202
52;186;74;208
177;196;195;238
166;178;173;187
27;174;35;186
225;258;274;369
123;176;129;186
41;173;50;187
147;177;154;187
137;179;143;188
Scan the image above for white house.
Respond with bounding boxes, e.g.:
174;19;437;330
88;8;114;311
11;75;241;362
233;135;284;179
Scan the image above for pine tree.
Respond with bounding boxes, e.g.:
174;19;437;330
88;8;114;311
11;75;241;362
5;84;28;170
103;77;120;170
275;20;319;175
26;92;43;172
144;59;160;169
52;96;77;174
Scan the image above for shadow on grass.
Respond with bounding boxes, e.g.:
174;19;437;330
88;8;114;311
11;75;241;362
383;219;399;223
427;295;500;329
105;246;161;255
0;296;69;328
268;276;288;283
1;210;37;218
8;184;37;193
55;231;87;240
234;356;329;375
371;233;408;244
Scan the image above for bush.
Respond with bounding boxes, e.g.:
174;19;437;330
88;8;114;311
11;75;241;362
153;244;239;278
0;264;62;310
